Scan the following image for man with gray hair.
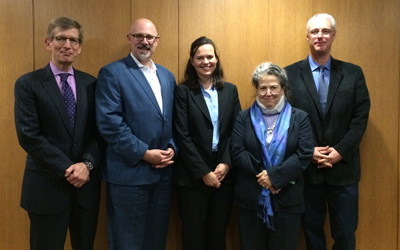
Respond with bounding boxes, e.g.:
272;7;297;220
14;17;103;249
285;13;370;250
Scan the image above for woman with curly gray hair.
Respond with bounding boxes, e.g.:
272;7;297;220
230;62;314;250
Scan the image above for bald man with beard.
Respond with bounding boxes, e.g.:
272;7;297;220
96;18;177;250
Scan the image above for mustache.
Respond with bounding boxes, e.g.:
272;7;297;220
137;44;151;50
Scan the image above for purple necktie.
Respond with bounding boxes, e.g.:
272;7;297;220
59;73;76;128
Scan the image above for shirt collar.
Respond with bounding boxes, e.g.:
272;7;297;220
49;61;74;76
308;55;331;72
130;53;157;71
199;81;216;92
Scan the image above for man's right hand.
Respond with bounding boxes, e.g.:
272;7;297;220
202;172;221;188
313;146;331;168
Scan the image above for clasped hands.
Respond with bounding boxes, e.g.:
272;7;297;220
313;146;342;168
202;163;230;188
65;162;90;188
257;170;280;194
143;147;175;168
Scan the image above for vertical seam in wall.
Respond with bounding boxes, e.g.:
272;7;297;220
31;0;35;70
130;0;132;28
396;69;400;250
177;0;180;83
396;40;400;250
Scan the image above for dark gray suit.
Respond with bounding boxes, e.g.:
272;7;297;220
14;64;103;249
285;57;370;185
285;57;370;250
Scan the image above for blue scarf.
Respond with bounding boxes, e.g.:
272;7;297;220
250;100;292;230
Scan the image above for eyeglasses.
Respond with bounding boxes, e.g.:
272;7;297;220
258;85;281;95
54;36;80;46
309;29;334;37
129;33;159;42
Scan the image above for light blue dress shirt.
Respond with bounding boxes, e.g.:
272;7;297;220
200;83;219;152
308;55;331;91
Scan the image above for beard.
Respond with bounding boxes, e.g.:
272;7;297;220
136;44;152;62
137;51;151;62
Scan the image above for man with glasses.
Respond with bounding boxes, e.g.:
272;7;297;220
96;18;176;250
14;17;104;249
285;14;370;250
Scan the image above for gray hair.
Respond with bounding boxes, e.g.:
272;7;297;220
47;17;83;43
306;13;336;32
252;62;288;90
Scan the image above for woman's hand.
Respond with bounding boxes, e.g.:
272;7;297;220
256;170;281;194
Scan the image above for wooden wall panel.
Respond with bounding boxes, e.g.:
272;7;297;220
0;0;33;249
1;0;399;249
268;0;313;66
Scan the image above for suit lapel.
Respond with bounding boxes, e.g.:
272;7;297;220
125;56;162;116
326;58;342;114
218;86;228;124
41;65;74;137
157;68;169;116
190;87;211;123
74;70;87;136
299;59;324;117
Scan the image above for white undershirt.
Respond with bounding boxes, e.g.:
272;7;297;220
131;53;163;113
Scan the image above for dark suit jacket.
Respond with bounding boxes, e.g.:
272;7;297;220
174;82;241;188
285;57;370;186
14;64;103;214
96;55;176;185
230;107;313;213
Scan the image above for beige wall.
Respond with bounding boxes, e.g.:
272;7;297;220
1;0;399;249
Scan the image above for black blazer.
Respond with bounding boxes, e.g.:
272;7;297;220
174;82;241;188
230;107;313;213
14;64;104;214
285;58;370;186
